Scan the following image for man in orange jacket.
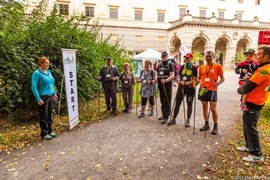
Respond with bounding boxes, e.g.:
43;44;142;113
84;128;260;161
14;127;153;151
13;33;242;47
237;45;270;162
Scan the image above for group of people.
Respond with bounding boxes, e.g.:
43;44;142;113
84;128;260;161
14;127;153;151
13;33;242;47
96;51;225;137
31;46;270;163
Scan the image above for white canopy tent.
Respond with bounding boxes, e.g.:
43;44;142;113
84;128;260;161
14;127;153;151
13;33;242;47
133;49;162;77
133;48;162;61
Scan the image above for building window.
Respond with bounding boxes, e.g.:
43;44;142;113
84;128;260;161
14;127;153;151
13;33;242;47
135;35;143;42
157;12;165;22
238;0;243;3
200;9;206;18
179;8;186;19
59;4;69;15
85;6;94;17
158;36;165;43
218;11;224;19
236;12;242;20
255;0;260;5
135;10;143;21
110;7;118;19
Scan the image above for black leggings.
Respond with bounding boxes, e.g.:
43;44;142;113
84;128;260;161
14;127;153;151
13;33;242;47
141;95;155;106
173;86;195;120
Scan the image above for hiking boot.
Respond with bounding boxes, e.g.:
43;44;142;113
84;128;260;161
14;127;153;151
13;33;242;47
149;111;154;116
242;155;264;162
199;123;210;131
112;110;117;115
161;118;168;124
49;132;57;138
106;107;111;111
138;112;145;118
211;125;218;135
167;118;176;126
158;116;163;120
185;119;190;128
122;109;128;113
236;146;249;152
41;134;52;140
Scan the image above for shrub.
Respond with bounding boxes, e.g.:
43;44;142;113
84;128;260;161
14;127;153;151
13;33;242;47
0;0;131;121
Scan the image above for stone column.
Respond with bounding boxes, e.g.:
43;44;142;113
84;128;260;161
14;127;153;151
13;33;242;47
224;45;237;70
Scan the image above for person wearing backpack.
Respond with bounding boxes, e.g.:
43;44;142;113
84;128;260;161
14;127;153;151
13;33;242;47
168;53;198;126
137;60;157;118
119;63;135;113
157;51;175;124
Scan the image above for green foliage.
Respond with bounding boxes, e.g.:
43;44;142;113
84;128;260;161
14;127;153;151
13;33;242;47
192;50;204;62
0;0;130;120
232;52;245;64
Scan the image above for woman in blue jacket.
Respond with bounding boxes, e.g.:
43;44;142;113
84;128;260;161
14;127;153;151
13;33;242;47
31;56;58;140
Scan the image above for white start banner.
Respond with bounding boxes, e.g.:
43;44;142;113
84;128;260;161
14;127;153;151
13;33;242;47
62;49;79;130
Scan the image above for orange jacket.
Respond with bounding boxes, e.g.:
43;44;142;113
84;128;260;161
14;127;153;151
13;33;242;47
247;64;270;105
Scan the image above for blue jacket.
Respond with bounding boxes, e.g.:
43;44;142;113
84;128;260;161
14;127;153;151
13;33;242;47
31;69;56;102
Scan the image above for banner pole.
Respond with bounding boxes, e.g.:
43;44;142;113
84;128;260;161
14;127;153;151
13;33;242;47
58;74;69;126
58;75;64;117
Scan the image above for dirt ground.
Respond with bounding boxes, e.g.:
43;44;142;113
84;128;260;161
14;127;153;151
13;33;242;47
0;72;241;180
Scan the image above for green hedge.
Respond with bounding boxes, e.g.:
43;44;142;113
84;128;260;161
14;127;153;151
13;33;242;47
0;0;131;121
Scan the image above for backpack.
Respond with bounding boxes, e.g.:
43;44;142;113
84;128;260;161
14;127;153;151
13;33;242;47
140;69;155;80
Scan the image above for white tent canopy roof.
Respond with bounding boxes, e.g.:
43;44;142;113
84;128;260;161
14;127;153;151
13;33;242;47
133;48;162;61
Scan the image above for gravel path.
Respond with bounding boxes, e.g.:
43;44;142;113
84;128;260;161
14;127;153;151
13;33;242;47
0;71;241;180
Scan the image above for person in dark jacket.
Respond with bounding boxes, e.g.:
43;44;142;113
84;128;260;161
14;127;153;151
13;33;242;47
119;63;135;113
157;51;175;124
235;48;258;86
97;56;119;114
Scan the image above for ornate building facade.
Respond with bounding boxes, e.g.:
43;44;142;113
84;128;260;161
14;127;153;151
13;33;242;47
25;0;270;69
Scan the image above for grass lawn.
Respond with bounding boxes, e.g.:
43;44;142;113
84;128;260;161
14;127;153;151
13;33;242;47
208;103;270;178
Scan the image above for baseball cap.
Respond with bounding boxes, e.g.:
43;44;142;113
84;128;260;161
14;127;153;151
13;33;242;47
106;56;112;60
243;48;255;55
161;51;168;56
184;53;193;59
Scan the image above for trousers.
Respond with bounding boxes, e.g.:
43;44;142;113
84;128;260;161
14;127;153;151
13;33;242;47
243;108;262;156
38;95;54;137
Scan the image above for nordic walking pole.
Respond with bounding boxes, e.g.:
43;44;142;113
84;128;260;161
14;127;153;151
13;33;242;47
119;85;122;113
155;88;158;118
204;86;216;138
193;84;197;135
97;79;100;118
135;80;138;116
182;85;187;130
167;85;179;125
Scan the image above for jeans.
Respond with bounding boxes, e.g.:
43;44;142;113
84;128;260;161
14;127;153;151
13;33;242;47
38;95;54;137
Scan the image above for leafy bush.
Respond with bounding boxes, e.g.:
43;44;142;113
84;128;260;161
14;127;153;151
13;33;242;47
232;52;245;64
0;0;131;121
